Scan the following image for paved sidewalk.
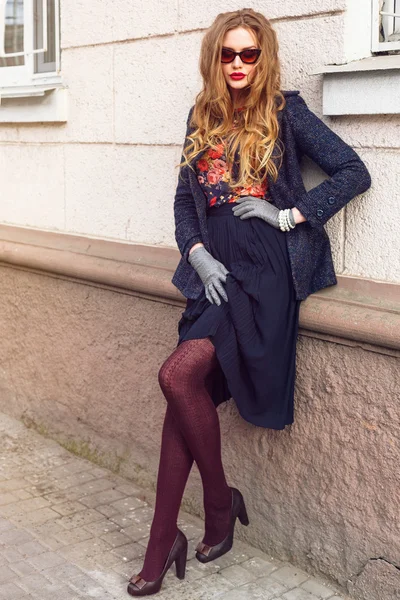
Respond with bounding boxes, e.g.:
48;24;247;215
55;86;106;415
0;413;349;600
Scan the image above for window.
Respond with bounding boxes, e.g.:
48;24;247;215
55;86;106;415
372;0;400;52
0;0;60;93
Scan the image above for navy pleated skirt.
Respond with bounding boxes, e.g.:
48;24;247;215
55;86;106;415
176;200;301;430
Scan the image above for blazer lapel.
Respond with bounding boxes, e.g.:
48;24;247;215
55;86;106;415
188;162;210;249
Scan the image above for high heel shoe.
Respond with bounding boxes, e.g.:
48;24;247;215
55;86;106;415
127;528;188;596
195;486;249;563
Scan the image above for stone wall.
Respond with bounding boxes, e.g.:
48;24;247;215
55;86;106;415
0;254;398;599
0;1;398;283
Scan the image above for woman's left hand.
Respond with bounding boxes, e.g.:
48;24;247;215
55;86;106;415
231;196;281;229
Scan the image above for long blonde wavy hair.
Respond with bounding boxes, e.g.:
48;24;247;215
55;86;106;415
178;8;286;191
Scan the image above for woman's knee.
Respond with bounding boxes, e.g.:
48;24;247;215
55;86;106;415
158;358;174;396
158;339;217;397
158;349;187;397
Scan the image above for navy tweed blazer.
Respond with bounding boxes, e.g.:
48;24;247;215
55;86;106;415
171;90;372;301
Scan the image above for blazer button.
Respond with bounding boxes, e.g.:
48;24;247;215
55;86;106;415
328;196;335;205
316;208;324;217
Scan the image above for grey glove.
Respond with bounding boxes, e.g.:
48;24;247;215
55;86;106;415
232;196;296;230
188;246;229;306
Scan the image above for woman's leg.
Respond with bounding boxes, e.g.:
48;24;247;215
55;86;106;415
138;404;193;582
137;338;232;581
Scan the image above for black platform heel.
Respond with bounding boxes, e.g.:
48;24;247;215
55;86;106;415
195;486;249;563
127;528;188;596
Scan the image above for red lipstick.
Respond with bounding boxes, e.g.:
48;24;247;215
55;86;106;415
230;73;245;80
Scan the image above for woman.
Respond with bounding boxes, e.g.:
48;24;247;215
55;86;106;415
127;8;371;597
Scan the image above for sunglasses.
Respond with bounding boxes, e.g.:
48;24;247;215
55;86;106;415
221;48;261;64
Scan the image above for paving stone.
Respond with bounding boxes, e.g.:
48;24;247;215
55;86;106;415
205;583;266;600
85;466;114;479
50;461;94;478
236;541;285;566
0;582;27;599
282;588;320;600
253;574;288;597
32;585;83;600
9;561;37;577
95;504;120;518
24;584;65;599
110;506;153;527
0;517;14;532
83;568;128;598
219;563;257;585
270;564;311;587
240;556;280;578
40;562;84;582
0;529;34;547
109;496;147;514
68;573;107;596
13;490;34;501
28;519;66;539
0;497;50;516
79;488;126;508
300;577;338;598
57;508;105;530
1;547;23;562
38;536;66;551
13;572;55;593
70;478;116;497
29;482;59;497
27;551;66;571
0;492;19;506
82;518;119;537
17;541;49;558
120;521;151;541
204;548;251;570
83;550;122;570
112;557;144;578
53;526;93;546
110;542;145;561
58;538;112;560
100;530;132;548
183;558;221;583
189;572;235;599
155;581;197;600
0;479;29;493
10;508;61;528
0;565;15;583
219;582;277;599
42;490;82;505
115;483;142;496
51;471;97;491
50;501;88;517
178;521;204;540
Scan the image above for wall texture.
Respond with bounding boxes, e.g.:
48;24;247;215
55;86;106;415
0;264;398;599
0;1;398;283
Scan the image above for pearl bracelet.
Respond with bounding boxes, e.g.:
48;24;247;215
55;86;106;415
278;208;296;232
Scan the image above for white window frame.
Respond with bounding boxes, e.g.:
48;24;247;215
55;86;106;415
372;0;400;52
0;0;61;95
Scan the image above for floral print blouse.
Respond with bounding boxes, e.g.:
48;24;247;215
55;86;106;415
195;134;268;209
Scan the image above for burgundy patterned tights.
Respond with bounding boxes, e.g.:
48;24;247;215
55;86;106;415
137;337;232;582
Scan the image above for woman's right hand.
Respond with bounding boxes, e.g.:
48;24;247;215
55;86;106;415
188;246;229;306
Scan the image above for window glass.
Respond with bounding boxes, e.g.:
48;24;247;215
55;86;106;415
0;0;24;68
34;0;56;73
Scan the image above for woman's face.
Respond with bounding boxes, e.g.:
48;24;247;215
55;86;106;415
221;27;259;101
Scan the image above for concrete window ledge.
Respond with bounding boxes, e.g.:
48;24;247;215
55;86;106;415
310;55;400;115
0;224;399;353
0;85;68;123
